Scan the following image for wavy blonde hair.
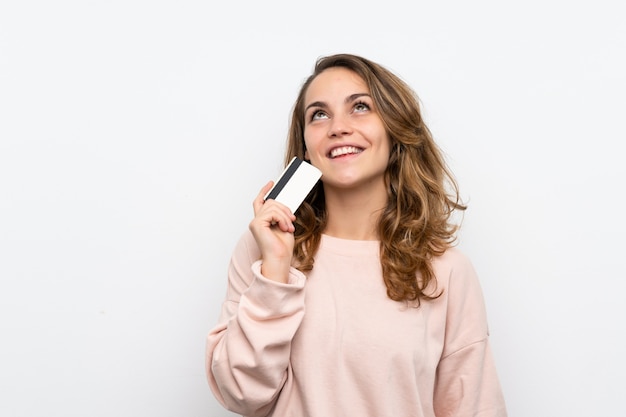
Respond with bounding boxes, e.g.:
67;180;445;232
285;54;466;304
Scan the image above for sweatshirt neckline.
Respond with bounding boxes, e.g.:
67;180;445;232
319;234;380;257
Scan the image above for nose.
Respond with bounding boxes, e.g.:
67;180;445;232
327;115;352;138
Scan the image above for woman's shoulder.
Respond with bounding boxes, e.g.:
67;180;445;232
431;245;482;292
434;245;474;271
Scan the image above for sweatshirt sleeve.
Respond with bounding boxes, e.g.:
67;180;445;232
206;231;306;417
433;251;508;417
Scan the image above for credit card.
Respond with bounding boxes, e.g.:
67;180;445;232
264;157;322;213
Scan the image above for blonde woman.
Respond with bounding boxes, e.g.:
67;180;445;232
206;53;507;417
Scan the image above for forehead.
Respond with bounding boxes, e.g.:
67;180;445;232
304;67;369;102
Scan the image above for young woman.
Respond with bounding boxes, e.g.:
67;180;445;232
206;53;507;417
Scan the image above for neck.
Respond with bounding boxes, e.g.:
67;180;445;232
322;181;387;241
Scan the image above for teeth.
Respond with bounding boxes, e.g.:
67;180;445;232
330;146;363;158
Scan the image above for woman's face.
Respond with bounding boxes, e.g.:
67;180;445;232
303;67;391;192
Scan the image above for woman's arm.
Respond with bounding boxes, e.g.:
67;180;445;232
433;250;507;417
206;230;306;417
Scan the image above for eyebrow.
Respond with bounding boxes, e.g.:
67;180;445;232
304;93;372;113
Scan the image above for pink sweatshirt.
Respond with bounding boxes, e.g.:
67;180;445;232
206;230;507;417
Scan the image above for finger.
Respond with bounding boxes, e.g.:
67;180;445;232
273;213;295;233
250;202;295;233
263;205;294;231
252;181;274;214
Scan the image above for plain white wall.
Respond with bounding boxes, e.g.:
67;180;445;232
1;1;624;416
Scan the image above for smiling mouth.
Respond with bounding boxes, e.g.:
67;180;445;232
329;146;364;159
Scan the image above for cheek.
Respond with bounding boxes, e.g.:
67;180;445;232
303;126;327;162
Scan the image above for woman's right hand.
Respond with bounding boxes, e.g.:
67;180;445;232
249;181;296;284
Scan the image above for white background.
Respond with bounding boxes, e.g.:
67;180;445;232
1;1;625;416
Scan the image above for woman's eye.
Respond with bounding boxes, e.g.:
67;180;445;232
354;102;370;112
311;110;328;120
